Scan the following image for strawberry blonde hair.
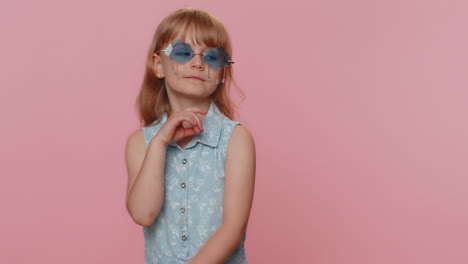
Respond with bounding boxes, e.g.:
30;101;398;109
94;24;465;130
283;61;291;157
135;8;243;127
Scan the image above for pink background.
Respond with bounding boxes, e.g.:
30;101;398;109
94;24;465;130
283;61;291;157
1;0;467;263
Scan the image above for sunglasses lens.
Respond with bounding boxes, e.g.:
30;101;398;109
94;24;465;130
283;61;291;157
169;41;194;63
203;48;225;69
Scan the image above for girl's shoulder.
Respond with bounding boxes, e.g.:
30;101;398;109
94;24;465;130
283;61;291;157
218;114;242;138
222;118;253;145
141;113;168;147
219;115;256;154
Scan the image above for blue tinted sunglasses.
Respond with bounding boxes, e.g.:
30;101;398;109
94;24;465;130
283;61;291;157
161;39;234;70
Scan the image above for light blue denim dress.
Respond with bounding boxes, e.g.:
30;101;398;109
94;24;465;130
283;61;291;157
141;101;248;264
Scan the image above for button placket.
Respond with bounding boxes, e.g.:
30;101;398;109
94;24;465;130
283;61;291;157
180;156;189;247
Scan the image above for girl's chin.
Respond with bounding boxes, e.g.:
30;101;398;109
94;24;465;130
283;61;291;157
170;88;213;98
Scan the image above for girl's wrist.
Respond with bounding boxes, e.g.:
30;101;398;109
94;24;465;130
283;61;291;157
150;135;169;147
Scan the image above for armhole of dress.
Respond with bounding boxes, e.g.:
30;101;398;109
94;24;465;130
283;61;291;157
221;121;242;168
141;127;149;148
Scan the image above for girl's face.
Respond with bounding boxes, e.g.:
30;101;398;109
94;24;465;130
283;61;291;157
152;34;224;101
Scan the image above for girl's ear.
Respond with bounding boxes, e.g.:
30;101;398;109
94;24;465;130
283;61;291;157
152;53;165;78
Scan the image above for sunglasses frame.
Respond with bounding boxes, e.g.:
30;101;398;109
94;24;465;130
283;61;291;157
158;39;234;69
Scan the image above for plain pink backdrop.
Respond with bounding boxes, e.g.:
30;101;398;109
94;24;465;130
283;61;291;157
1;0;468;263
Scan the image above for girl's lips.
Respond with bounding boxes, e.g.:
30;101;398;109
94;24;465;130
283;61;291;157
185;76;204;81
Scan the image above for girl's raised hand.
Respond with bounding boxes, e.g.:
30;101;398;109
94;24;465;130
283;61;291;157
153;107;207;145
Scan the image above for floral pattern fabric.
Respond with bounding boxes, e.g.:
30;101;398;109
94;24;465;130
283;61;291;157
141;101;248;264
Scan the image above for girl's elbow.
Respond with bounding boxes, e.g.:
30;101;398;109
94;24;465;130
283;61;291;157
126;204;159;227
126;198;162;227
134;218;153;227
132;211;158;227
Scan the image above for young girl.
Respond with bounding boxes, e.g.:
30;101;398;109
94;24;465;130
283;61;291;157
125;8;256;264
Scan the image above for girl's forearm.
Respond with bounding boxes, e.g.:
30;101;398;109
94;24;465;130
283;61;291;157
188;224;244;264
126;137;167;226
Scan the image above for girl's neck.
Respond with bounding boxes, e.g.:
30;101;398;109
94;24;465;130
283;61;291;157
168;98;211;122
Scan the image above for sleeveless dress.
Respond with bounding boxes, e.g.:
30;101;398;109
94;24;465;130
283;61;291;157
141;101;248;264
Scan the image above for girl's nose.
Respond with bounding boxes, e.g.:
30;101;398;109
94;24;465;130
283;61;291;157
190;54;205;69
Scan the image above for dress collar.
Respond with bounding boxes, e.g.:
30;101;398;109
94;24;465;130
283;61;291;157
153;101;223;149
